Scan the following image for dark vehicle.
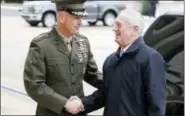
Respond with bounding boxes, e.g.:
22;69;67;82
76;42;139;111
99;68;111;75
143;10;184;115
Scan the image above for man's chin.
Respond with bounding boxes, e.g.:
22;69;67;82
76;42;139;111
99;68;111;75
75;30;80;33
115;39;119;44
115;37;120;42
71;31;79;35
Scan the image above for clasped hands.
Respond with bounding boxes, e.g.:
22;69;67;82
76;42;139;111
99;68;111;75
64;96;84;114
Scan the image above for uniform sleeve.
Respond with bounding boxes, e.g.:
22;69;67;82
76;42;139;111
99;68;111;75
23;41;67;114
83;39;103;88
143;53;166;115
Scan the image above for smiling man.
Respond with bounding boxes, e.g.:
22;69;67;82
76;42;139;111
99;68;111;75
23;0;103;116
68;9;166;116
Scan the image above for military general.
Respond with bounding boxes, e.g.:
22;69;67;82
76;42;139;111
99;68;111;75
23;0;102;116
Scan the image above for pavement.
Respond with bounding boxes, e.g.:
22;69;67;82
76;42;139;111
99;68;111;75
1;1;184;115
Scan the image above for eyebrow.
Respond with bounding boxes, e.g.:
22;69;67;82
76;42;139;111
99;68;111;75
115;20;122;25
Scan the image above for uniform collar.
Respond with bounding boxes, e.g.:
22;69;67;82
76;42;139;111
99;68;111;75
55;27;73;44
50;28;71;56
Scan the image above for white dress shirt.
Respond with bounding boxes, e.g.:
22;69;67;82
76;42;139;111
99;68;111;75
120;44;131;56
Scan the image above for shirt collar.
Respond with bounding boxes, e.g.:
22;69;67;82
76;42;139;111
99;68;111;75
119;44;131;56
55;27;72;44
121;44;131;52
116;36;144;57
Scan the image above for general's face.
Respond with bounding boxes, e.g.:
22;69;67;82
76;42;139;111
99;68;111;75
58;11;82;35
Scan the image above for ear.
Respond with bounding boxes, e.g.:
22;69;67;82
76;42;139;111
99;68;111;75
58;12;65;24
132;25;139;35
133;25;139;32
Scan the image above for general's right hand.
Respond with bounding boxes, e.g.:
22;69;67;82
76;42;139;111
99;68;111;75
64;96;83;114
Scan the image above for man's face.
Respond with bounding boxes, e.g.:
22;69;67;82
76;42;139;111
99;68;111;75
59;11;82;35
113;15;138;48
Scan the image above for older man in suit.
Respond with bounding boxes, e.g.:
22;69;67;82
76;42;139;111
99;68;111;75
67;9;166;116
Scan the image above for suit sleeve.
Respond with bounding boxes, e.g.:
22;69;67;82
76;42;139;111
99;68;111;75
23;41;67;114
81;85;105;113
143;53;166;115
81;58;108;113
83;39;103;88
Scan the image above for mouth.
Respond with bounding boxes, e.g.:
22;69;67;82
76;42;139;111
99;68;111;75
75;26;80;30
115;31;121;37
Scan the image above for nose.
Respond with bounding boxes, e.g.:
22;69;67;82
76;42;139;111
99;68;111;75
77;17;82;25
112;24;117;31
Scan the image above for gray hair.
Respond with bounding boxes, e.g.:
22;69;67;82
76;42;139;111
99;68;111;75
119;9;145;34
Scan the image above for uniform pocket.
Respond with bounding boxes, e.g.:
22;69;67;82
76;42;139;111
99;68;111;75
46;58;70;82
77;62;86;76
46;58;69;66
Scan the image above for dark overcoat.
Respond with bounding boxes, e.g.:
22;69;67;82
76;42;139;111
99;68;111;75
82;37;166;116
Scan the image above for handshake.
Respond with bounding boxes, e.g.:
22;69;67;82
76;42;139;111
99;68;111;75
64;96;84;114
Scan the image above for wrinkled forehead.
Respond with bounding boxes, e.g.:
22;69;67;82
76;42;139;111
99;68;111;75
115;13;127;23
115;12;136;26
114;15;125;25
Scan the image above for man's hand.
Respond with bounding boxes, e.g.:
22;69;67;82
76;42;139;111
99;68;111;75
64;96;84;114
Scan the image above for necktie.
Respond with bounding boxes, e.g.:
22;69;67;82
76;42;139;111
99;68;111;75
120;48;124;56
66;40;72;53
